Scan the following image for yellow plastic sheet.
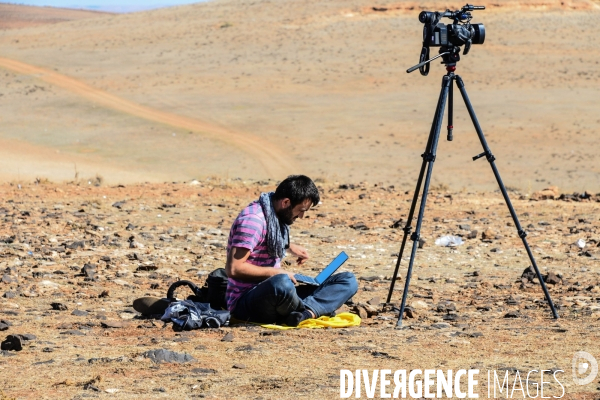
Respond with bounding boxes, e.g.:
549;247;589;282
259;312;361;330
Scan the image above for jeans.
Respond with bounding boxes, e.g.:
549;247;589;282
232;272;358;324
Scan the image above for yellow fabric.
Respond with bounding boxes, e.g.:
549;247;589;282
259;312;361;330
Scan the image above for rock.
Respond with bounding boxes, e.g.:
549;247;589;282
192;368;217;374
0;323;9;332
3;291;17;299
353;305;368;320
459;224;471;231
411;300;429;310
221;332;234;342
504;311;520;318
350;222;370;231
71;310;89;317
232;363;246;369
467;230;478;239
367;297;381;306
60;330;86;336
418;238;427;249
125;223;136;230
51;302;68;311
1;335;23;351
356;302;379;317
81;263;97;281
66;241;85;250
482;229;496;241
143;349;195;364
431;323;450;329
521;266;537;282
544;272;562;285
1;274;16;284
436;302;457;313
404;307;416;319
531;186;559;200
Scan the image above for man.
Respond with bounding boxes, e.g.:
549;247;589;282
225;175;358;326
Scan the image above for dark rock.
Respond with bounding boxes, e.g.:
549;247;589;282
51;302;68;311
221;332;234;342
418;238;427;249
1;335;23;351
3;291;17;299
0;323;8;331
20;334;36;341
66;241;85;250
232;363;246;369
60;330;86;336
470;332;484;338
101;321;129;329
126;223;136;231
72;310;89;317
81;263;97;281
350;222;369;231
143;349;196;364
459;224;471;231
521;266;537;282
504;311;520;318
431;323;450;329
112;200;126;209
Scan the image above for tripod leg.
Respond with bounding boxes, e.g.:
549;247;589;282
447;79;454;141
396;75;452;327
386;89;444;304
454;75;559;319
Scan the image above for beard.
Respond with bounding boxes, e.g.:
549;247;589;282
276;204;296;225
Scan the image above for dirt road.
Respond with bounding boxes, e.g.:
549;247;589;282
0;57;296;178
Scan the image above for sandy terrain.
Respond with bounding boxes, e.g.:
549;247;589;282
0;0;598;191
0;3;599;399
0;180;599;399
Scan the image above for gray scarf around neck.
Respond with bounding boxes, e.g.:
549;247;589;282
258;192;289;259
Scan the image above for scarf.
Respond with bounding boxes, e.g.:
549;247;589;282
258;192;289;260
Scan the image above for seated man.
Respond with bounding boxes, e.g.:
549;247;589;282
225;175;358;326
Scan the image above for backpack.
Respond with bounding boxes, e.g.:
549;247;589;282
166;268;229;310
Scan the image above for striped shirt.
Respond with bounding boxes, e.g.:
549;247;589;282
225;201;280;311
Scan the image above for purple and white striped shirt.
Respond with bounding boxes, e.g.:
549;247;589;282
225;201;280;311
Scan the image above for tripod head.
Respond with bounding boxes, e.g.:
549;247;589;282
407;4;485;75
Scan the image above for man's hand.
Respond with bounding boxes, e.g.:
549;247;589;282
288;243;309;265
275;269;298;284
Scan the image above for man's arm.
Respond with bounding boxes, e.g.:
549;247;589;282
225;246;297;283
288;243;309;265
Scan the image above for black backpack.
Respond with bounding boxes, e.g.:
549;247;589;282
166;268;229;310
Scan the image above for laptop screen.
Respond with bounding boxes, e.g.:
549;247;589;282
315;251;349;284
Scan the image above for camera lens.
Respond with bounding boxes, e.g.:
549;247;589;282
419;11;435;24
471;23;485;44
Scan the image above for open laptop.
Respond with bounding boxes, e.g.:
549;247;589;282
294;251;349;286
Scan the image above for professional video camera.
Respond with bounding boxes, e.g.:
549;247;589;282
410;4;486;76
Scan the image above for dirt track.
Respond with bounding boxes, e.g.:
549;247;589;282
0;57;296;178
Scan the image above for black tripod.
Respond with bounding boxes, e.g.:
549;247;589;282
386;60;559;327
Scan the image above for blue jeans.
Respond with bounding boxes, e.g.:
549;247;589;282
232;272;358;324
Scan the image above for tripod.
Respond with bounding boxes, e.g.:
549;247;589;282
386;60;559;327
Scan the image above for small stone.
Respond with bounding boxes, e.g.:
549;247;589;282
544;272;562;285
504;311;520;318
3;291;17;299
1;335;23;351
143;349;195;364
101;321;129;329
232;363;246;369
467;230;478;239
60;330;86;336
353;305;368;320
192;368;217;374
0;323;9;332
51;302;68;311
459;224;471;231
71;310;89;317
221;332;234;342
431;323;450;329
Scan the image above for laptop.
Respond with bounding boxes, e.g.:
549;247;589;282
294;251;349;286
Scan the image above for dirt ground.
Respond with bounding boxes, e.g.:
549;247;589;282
0;180;599;399
0;0;599;191
0;1;599;399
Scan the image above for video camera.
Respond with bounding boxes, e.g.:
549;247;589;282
412;4;485;75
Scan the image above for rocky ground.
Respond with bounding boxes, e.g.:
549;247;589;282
0;180;599;399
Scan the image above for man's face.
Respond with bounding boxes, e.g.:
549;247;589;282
277;198;312;225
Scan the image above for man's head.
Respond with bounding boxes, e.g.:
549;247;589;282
273;175;320;225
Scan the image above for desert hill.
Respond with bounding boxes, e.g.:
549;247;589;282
0;0;598;191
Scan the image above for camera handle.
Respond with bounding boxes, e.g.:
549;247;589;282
406;51;450;74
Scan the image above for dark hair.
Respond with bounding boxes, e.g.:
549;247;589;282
273;175;320;207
